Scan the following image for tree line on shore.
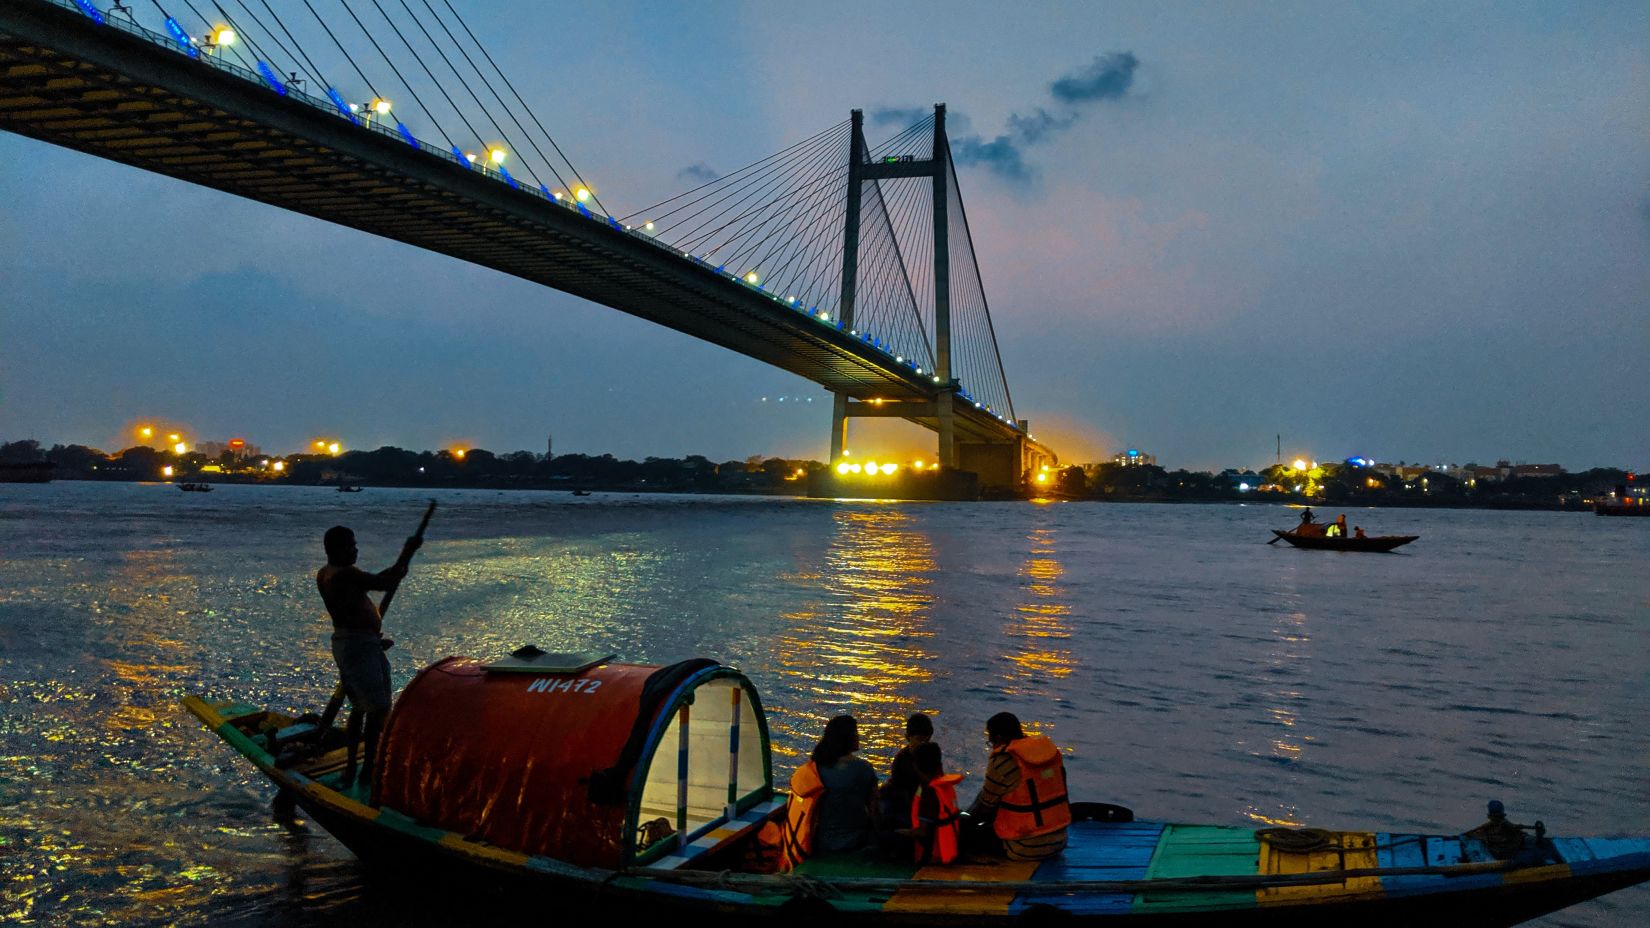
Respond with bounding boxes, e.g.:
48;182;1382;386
1052;460;1629;510
2;439;1631;508
0;439;822;493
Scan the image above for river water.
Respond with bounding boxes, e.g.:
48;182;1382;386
2;482;1646;926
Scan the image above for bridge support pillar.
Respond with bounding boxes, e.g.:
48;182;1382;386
936;394;956;469
829;392;849;462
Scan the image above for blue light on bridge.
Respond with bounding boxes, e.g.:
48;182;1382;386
540;183;552;198
164;18;200;58
326;88;358;123
256;62;288;95
73;0;105;24
396;122;418;147
452;146;471;166
577;203;592;219
499;166;519;189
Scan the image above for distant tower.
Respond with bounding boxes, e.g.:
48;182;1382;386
546;432;553;461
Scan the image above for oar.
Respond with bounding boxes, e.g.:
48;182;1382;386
314;500;438;737
1268;530;1285;544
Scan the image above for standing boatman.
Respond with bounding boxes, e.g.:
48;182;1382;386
317;524;420;789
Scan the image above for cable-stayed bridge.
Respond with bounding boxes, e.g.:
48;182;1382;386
0;0;1058;497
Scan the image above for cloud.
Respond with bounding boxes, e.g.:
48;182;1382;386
1050;52;1140;103
887;51;1141;181
1006;108;1077;144
949;135;1028;180
869;107;931;128
676;162;719;183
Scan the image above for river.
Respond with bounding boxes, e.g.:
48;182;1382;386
2;481;1646;925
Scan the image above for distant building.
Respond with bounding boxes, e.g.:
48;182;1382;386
198;439;260;459
1114;448;1155;467
1509;463;1564;479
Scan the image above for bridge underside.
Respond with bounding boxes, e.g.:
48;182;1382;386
0;0;1033;451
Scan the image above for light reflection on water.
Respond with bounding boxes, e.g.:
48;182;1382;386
2;483;1648;927
772;507;937;762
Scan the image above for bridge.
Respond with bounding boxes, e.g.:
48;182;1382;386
0;0;1059;497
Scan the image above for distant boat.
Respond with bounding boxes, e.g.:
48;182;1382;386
0;461;53;483
1594;501;1649;517
1272;529;1416;552
178;482;213;493
337;484;364;493
572;489;591;496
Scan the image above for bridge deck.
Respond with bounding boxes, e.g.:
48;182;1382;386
0;0;1029;446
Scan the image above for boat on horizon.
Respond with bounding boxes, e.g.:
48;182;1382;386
0;461;54;483
178;482;213;492
185;651;1650;926
1271;529;1417;552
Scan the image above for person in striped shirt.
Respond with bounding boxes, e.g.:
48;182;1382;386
964;712;1070;860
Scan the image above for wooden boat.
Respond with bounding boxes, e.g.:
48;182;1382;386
178;482;213;492
184;651;1650;925
1272;530;1417;552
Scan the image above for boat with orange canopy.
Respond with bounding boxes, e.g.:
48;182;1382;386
186;648;1650;925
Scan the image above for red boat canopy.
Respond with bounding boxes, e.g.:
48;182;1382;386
374;653;772;868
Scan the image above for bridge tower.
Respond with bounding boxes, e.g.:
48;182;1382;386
830;105;959;470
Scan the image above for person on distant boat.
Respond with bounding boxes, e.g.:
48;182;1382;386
1300;508;1316;525
797;715;879;859
880;713;933;825
1334;514;1348;538
900;741;963;865
1354;526;1367;539
317;525;420;789
964;712;1070;860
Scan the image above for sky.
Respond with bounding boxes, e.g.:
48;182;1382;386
1;0;1647;471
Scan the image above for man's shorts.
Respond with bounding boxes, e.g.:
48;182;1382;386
331;631;391;715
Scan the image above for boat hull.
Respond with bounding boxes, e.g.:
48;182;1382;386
1272;530;1418;552
185;696;1649;926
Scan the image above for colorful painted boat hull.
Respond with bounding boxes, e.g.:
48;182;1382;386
185;696;1650;925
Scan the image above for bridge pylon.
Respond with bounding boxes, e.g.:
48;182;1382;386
831;104;959;471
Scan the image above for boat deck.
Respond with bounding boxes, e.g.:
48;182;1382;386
789;821;1650;917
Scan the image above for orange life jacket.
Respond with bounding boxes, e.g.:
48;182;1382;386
992;736;1071;841
776;761;826;871
910;773;964;864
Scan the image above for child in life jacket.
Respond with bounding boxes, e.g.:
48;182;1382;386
900;741;963;865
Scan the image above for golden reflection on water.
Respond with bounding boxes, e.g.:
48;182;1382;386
1243;608;1312;827
1001;526;1074;694
769;507;937;761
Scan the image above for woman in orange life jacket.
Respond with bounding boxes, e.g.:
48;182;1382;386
899;741;963;865
776;715;878;869
964;711;1070;861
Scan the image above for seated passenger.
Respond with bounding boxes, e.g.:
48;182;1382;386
1354;526;1367;539
903;742;963;865
965;712;1070;861
808;715;879;857
879;712;933;829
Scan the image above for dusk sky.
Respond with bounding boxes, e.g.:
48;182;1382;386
2;1;1646;471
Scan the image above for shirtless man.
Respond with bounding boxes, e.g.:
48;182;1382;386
317;525;419;788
